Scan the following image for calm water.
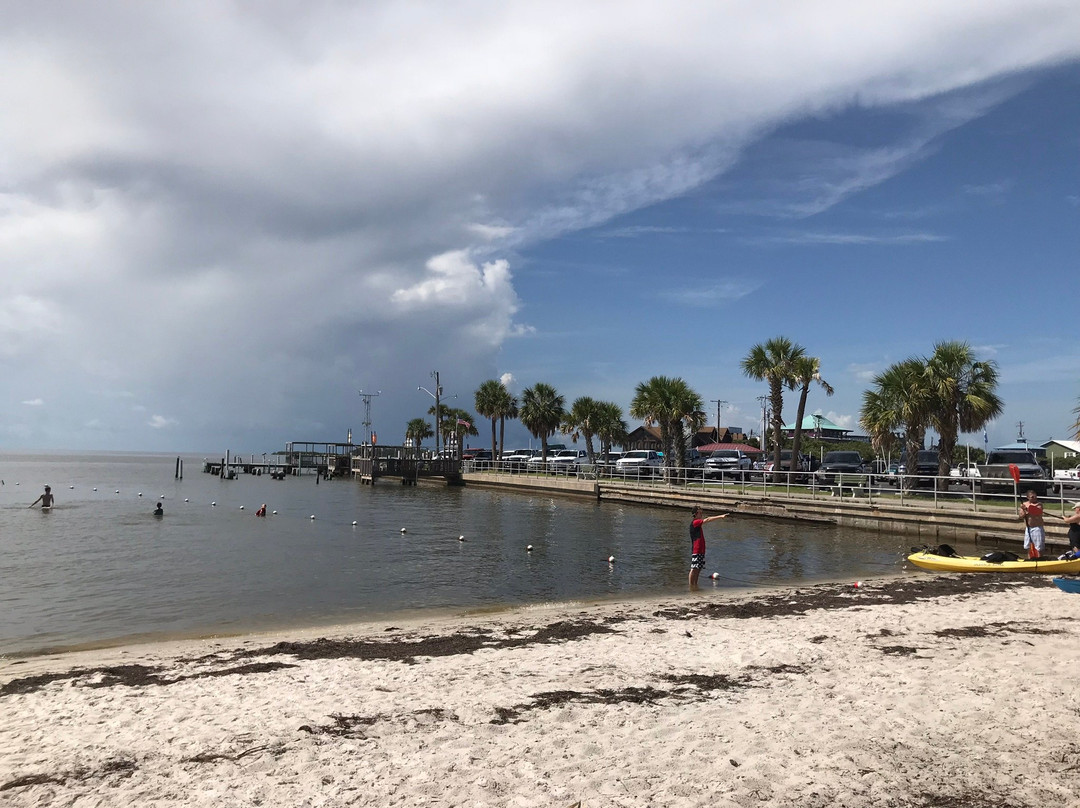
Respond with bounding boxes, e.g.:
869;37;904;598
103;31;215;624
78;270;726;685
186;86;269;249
0;452;921;656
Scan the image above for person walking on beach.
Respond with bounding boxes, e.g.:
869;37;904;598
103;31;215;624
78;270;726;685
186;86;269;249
1019;489;1046;559
29;485;54;509
689;505;729;588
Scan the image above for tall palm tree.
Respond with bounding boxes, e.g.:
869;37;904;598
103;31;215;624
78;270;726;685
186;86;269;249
448;407;479;458
861;358;932;491
475;380;506;460
496;389;518;461
923;341;1003;480
789;355;834;472
594;401;629;457
519;382;566;462
562;396;603;464
741;337;806;472
629;376;704;479
404;418;433;452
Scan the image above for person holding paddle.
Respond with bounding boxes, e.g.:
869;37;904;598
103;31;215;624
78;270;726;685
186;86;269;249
689;505;729;588
1019;489;1046;559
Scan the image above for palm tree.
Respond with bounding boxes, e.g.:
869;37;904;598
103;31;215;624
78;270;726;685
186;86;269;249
789;355;834;473
496;389;519;461
519;382;566;462
923;341;1003;480
448;407;479;458
741;337;806;472
475;380;506;460
861;358;933;491
562;396;603;464
404;418;433;452
629;376;705;479
593;401;629;457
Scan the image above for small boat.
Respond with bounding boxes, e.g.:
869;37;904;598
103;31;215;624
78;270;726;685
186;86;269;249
1053;577;1080;593
907;551;1080;574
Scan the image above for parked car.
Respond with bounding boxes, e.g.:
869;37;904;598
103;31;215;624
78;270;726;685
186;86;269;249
615;450;662;476
686;448;708;468
763;450;810;481
596;451;624;468
704;449;754;479
950;462;981;478
896;450;939;487
501;449;537;470
815;451;868;485
462;449;492;461
547;449;588;472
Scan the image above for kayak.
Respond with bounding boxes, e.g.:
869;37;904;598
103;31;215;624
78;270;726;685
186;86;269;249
906;552;1080;574
1053;577;1080;593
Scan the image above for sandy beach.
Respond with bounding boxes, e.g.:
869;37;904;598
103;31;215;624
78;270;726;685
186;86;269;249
3;574;1079;808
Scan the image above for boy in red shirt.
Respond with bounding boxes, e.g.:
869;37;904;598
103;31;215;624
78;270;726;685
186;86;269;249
689;505;729;588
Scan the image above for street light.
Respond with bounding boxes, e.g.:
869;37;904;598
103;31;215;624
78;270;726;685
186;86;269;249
419;371;457;457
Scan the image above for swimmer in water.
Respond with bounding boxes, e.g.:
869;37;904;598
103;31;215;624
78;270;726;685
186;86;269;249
29;485;54;509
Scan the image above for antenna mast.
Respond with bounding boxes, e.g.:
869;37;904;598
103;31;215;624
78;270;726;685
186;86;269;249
359;389;381;443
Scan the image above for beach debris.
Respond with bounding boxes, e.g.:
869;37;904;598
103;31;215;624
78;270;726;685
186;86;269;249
853;581;862;588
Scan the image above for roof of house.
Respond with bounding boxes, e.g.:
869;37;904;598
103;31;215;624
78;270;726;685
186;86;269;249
780;414;850;432
696;442;764;454
1042;439;1080;453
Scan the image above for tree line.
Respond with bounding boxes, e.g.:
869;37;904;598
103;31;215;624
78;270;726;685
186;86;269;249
402;337;1038;477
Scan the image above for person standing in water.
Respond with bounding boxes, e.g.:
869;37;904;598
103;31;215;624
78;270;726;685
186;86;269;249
688;505;729;588
29;485;54;509
153;502;164;517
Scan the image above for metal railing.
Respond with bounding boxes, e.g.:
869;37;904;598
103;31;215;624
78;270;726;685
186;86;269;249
460;460;1077;514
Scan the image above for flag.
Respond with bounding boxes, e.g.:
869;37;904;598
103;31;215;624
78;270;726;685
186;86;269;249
457;419;472;428
983;428;988;454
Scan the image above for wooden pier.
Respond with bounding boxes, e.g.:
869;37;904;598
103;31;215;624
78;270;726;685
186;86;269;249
351;446;462;485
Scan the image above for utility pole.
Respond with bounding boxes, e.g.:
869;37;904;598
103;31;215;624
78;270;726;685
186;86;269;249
710;400;727;443
757;395;768;451
358;389;381;444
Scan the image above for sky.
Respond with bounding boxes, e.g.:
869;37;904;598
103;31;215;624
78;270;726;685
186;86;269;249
2;1;1079;455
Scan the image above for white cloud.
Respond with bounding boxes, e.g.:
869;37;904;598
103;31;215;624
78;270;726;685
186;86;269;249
825;412;857;430
0;2;1078;449
657;280;763;307
148;415;177;429
22;398;44;406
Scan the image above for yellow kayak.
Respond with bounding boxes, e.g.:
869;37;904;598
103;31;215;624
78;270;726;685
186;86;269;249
907;552;1080;574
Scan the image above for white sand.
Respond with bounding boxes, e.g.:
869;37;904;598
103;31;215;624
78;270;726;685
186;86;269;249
3;575;1079;807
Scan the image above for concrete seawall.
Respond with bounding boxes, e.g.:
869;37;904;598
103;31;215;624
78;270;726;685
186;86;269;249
462;471;1070;551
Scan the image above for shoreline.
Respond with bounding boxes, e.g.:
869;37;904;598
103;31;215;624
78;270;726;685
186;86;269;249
4;574;1078;806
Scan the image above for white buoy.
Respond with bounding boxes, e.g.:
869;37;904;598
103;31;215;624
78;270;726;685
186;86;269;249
458;534;465;541
352;521;358;526
184;498;189;502
608;556;616;563
138;492;143;497
93;488;98;492
527;544;533;551
400;527;407;534
211;502;217;506
711;573;720;580
272;510;277;515
239;505;245;510
115;490;120;494
310;514;316;520
69;485;74;489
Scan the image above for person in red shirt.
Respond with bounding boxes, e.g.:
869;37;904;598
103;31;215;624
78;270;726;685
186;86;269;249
1019;490;1046;559
689;505;729;588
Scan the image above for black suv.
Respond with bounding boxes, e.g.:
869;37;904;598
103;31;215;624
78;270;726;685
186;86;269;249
815;451;867;484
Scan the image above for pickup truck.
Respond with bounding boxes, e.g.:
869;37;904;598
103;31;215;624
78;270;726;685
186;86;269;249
703;449;754;478
976;450;1050;496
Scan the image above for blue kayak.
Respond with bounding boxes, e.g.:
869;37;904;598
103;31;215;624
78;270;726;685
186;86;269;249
1053;577;1080;594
